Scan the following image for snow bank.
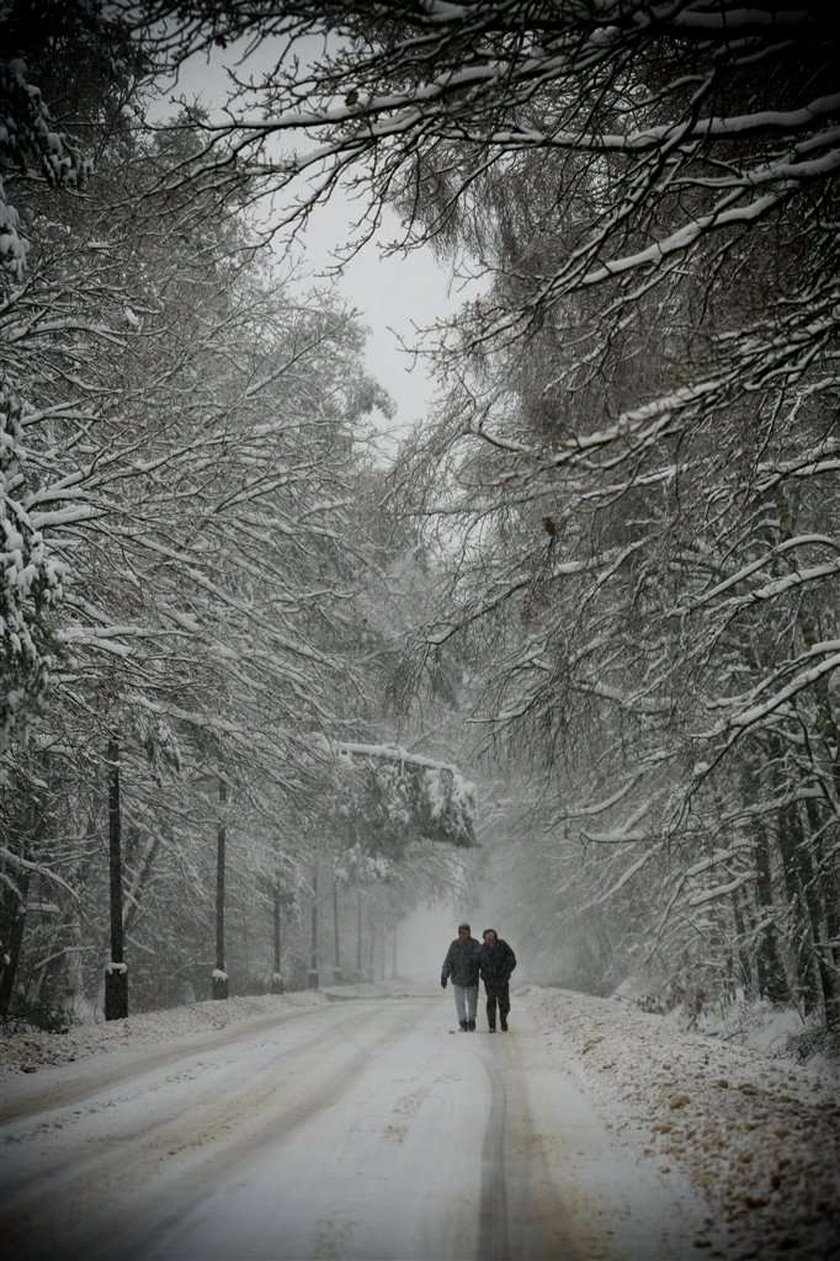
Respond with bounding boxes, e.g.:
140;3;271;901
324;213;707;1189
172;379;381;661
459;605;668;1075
0;990;326;1078
525;986;840;1260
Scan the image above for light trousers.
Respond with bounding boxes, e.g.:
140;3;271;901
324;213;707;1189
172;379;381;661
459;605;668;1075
453;983;478;1025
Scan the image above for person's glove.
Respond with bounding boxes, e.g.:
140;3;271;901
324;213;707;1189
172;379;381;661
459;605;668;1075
441;976;447;989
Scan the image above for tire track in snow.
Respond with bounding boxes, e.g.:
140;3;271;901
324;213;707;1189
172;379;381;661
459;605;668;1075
477;1044;511;1260
476;1030;602;1261
0;1001;382;1195
0;1001;332;1126
2;989;718;1261
0;1001;411;1261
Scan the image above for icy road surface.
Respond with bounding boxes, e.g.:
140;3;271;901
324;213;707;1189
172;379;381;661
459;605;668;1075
0;988;711;1261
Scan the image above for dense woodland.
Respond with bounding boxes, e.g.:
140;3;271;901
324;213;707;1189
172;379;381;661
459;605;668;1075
2;2;839;1049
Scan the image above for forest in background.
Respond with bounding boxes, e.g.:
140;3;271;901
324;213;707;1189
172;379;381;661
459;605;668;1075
2;2;839;1053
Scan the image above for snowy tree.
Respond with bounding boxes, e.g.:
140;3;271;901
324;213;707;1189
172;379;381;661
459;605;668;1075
7;0;840;1028
0;78;396;1015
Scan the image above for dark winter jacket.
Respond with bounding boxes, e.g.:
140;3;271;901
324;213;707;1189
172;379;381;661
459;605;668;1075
479;937;516;986
441;936;481;987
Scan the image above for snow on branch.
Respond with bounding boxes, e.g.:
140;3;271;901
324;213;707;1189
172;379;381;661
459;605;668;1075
691;536;840;609
551;754;672;825
684;841;751;875
686;874;752;909
723;645;840;733
0;846;77;898
581;797;656;845
330;739;477;850
578;844;662;912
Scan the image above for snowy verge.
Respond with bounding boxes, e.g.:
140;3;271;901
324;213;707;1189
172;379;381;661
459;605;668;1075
522;985;840;1260
0;990;327;1079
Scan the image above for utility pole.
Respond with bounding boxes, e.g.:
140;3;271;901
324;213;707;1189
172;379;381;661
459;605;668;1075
271;882;285;993
332;878;342;983
308;865;319;988
356;890;363;978
105;738;128;1020
212;779;229;999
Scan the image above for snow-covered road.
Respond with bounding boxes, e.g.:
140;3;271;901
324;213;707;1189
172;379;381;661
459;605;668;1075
0;988;710;1261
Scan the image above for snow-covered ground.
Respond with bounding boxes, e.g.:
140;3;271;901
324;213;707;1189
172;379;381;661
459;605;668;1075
1;983;838;1259
529;988;840;1260
0;987;328;1078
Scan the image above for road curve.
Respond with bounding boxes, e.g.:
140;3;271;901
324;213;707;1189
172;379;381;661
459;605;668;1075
0;988;709;1260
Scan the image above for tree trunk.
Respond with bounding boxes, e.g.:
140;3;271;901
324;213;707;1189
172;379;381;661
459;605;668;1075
212;779;229;1000
776;799;820;1014
1;755;53;1021
123;833;161;937
754;839;788;1004
0;865;29;1021
332;879;341;983
730;887;753;998
105;738;128;1021
271;883;284;993
801;795;839;1028
783;553;840;1026
308;865;319;989
818;840;840;1028
744;767;788;1004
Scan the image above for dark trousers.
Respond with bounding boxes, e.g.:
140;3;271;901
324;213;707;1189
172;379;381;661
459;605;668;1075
484;981;510;1028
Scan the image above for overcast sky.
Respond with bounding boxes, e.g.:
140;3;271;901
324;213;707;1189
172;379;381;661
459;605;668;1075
280;194;455;453
152;44;470;459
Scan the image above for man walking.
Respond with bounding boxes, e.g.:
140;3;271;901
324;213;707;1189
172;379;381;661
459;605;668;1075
440;922;481;1030
479;928;516;1031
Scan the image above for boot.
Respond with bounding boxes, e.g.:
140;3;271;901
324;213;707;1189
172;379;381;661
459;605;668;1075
468;1019;476;1031
488;1023;496;1032
459;1020;468;1031
500;1016;508;1031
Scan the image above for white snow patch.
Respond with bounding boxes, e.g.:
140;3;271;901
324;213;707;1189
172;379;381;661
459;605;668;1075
0;991;326;1078
528;986;840;1259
